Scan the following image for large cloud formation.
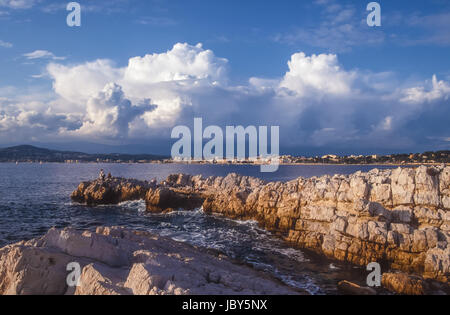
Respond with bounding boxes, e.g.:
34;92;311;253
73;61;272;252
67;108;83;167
279;52;355;96
1;42;450;153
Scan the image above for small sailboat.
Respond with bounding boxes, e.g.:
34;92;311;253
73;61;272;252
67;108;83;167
15;161;19;165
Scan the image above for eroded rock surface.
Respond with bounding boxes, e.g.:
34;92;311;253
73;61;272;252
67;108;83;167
0;227;302;295
381;272;428;295
337;280;377;295
71;177;151;205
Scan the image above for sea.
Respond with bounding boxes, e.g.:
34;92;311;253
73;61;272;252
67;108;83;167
0;163;402;294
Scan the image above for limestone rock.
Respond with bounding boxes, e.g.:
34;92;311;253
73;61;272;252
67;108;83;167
0;227;302;295
71;178;150;205
414;166;440;207
337;280;377;295
391;168;415;206
382;273;428;295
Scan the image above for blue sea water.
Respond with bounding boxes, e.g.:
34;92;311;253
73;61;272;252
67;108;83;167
0;163;401;294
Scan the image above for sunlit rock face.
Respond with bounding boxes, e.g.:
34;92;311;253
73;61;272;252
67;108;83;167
71;177;151;205
0;227;302;295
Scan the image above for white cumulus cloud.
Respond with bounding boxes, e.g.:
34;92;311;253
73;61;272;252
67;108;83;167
401;75;450;104
75;83;156;139
47;43;229;132
279;52;356;96
47;59;122;106
123;43;227;85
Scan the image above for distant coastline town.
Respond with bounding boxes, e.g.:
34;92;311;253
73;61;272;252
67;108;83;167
1;145;449;165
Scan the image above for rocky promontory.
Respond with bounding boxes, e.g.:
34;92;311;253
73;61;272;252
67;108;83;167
71;165;450;291
71;177;151;205
0;227;302;295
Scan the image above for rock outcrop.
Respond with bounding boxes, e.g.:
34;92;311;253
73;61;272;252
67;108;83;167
0;227;302;295
71;177;151;205
71;165;450;287
381;272;428;295
337;280;377;295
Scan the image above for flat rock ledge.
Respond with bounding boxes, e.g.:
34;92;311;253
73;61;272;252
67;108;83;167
71;165;450;291
0;227;302;295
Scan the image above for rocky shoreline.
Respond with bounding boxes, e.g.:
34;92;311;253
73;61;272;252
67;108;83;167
70;165;450;294
1;165;448;295
0;226;303;295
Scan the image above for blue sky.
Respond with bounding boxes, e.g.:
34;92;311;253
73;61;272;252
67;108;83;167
1;0;450;155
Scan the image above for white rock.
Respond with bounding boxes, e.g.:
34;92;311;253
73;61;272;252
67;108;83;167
391;168;415;206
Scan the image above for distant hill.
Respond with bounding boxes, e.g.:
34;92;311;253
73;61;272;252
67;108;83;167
0;145;167;163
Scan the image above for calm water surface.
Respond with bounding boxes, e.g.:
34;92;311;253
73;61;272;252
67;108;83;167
0;163;401;294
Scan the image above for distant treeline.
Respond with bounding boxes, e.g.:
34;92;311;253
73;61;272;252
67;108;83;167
1;145;449;164
287;151;450;164
0;145;167;163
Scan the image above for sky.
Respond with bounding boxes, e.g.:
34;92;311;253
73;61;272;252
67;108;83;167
0;0;450;155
